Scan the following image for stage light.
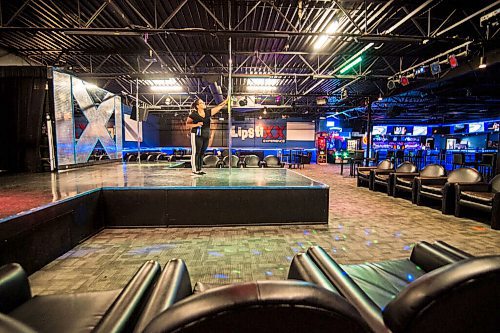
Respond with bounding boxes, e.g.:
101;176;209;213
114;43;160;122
314;20;339;50
400;76;409;86
239;98;248;106
339;56;362;74
263;108;267;115
479;56;487;69
378;94;383;101
258;115;262;119
414;66;427;76
387;80;396;90
448;54;458;68
430;62;441;75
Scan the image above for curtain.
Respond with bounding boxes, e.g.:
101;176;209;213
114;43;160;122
0;66;47;173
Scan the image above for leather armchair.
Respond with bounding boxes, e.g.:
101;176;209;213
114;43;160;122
372;161;417;195
203;155;221;168
243;154;261;168
455;174;500;230
222;155;240;168
291;241;500;333
261;155;283;168
357;159;393;189
393;164;445;202
0;260;161;333
415;167;483;214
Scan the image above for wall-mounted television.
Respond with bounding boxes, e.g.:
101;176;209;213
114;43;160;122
453;124;467;134
468;122;484;133
486;121;499;132
413;126;428;136
392;126;412;135
372;126;387;135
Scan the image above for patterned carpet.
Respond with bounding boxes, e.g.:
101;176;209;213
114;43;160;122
29;164;500;295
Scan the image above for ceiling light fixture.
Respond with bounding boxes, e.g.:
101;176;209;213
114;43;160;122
339;56;362;74
314;20;339;50
150;85;183;92
479;56;487;69
378;94;383;101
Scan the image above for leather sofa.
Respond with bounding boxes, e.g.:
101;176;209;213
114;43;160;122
139;259;370;333
0;260;161;333
455;174;500;230
414;167;483;214
261;155;284;168
289;241;500;333
357;159;393;189
372;161;417;195
392;164;446;202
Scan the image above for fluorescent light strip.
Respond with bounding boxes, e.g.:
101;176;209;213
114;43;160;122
246;85;277;92
335;42;374;74
339;56;362;74
150;85;183;92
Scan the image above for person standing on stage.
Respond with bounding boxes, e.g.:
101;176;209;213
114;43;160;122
186;97;228;175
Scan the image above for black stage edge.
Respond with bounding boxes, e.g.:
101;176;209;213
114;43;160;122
1;186;328;274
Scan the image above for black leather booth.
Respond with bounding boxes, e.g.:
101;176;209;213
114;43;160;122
392;164;445;202
357;159;393;189
455;174;500;230
414;167;483;214
139;259;370;333
0;260;161;333
372;161;417;195
290;241;500;333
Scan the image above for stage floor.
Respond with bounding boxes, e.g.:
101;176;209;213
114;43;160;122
0;163;326;220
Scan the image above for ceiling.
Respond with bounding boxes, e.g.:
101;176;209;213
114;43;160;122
0;0;499;123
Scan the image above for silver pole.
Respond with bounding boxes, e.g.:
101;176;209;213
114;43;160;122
228;36;233;172
46;113;56;171
136;77;141;164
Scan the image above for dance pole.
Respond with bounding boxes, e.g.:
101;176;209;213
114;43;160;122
228;36;233;172
136;77;141;164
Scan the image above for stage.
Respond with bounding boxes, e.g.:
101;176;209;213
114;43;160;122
0;162;328;273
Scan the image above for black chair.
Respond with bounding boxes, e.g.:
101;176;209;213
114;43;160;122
243;155;261;168
372;161;417;195
452;153;465;169
0;261;161;333
415;167;483;214
290;241;500;333
203;155;220;168
357;159;393;189
222;155;240;168
393;164;446;202
261;155;283;168
455;174;500;230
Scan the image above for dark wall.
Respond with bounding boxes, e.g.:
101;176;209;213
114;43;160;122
0;66;47;172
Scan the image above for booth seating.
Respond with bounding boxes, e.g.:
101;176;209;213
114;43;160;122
289;241;500;333
0;261;161;333
356;159;393;189
455;174;500;230
414;167;483;214
139;260;370;333
372;161;417;195
222;155;240;168
202;155;221;168
243;155;261;168
261;155;283;168
393;164;446;202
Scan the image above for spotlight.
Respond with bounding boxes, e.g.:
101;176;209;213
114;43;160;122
239;98;248;106
430;62;441;75
479;56;487;69
258;115;262;120
400;76;409;86
448;54;458;68
263;107;267;115
414;66;427;76
378;94;383;101
164;97;171;105
387;80;396;90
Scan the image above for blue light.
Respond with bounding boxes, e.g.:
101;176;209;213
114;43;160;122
327;120;336;127
251;250;261;255
407;273;414;282
214;274;229;279
265;271;273;276
208;251;224;257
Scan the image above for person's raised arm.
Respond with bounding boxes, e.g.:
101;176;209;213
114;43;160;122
211;97;229;116
186;116;202;130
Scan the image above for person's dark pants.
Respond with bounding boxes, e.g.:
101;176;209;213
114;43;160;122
191;133;209;172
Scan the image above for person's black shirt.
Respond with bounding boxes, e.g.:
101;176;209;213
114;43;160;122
189;110;211;137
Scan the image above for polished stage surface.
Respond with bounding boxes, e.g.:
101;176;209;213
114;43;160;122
0;162;326;220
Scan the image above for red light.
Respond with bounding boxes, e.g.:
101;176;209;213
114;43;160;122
400;76;409;86
449;54;458;68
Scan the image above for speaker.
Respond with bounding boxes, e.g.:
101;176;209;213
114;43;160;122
130;105;137;120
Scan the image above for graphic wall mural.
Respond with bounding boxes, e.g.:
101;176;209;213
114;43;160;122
53;71;123;167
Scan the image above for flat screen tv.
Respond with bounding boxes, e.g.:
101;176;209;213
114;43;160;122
372;126;387;135
468;122;484;133
392;126;411;135
413;126;428;136
486;121;499;132
453;124;467;134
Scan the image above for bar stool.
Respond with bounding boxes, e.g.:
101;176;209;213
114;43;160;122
478;153;496;181
452;152;465;169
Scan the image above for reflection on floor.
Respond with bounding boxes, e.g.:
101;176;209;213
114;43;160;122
0;163;322;219
29;164;499;295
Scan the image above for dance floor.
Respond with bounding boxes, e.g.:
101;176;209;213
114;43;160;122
0;162;327;221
